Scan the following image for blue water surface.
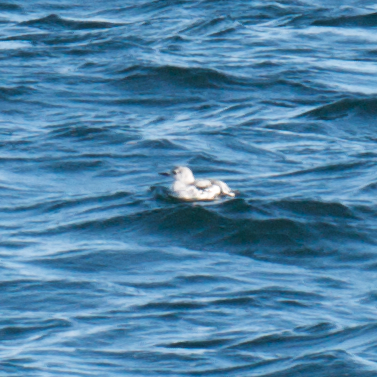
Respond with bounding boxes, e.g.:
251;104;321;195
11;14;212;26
2;0;377;375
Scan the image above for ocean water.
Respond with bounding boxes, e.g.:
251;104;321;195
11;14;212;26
2;0;377;375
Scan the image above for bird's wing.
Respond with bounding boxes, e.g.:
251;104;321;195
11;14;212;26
211;180;235;197
174;183;221;201
194;179;212;189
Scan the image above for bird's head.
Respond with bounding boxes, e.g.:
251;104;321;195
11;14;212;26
159;166;195;184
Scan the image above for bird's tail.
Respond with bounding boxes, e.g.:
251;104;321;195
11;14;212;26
211;180;235;197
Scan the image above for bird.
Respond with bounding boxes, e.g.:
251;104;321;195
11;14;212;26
159;166;235;201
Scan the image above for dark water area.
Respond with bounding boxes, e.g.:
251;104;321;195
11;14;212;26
2;0;377;375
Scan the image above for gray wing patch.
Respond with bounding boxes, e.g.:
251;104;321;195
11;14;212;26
194;179;213;189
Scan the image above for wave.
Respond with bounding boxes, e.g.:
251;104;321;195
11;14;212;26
19;14;123;31
0;318;71;341
313;12;377;28
163;337;233;349
47;159;104;172
178;16;239;37
47;125;110;140
266;199;357;219
277;160;368;178
299;98;377;120
116;64;247;89
294;351;375;377
47;191;131;213
45;123;140;145
32;245;190;274
358;181;377;194
136;138;185;151
0;85;35;99
134;286;320;314
111;95;203;106
25;197;373;269
0;2;21;11
111;65;321;99
231;322;377;352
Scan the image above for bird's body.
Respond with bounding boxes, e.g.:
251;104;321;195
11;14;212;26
161;166;235;201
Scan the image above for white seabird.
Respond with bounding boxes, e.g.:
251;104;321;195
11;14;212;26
160;166;235;201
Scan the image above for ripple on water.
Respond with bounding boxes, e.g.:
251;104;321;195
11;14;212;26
2;0;377;376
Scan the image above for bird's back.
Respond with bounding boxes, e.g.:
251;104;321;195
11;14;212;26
173;180;221;201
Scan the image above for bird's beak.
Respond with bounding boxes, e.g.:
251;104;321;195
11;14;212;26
159;172;171;176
